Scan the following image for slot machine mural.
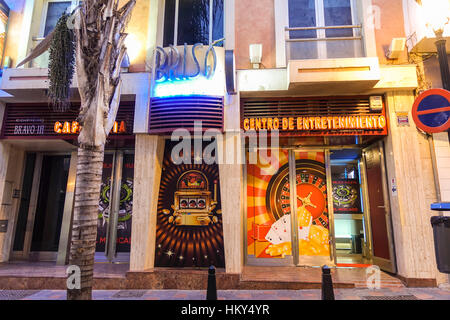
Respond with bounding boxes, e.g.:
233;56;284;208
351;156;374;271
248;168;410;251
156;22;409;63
169;171;219;226
155;140;225;268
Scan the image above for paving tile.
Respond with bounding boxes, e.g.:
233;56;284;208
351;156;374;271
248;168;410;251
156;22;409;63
1;288;450;300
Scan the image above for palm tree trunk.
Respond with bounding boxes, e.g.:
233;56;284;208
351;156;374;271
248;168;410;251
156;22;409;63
67;146;105;300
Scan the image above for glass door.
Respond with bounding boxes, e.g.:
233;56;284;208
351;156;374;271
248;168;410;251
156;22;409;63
245;147;334;267
330;149;369;266
95;150;134;263
11;153;71;261
246;148;294;265
291;149;334;266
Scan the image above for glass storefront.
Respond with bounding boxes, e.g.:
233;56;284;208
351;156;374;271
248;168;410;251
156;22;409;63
245;141;396;271
11;150;135;263
96;151;135;262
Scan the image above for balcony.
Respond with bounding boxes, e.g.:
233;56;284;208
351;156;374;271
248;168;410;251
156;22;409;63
284;25;380;94
285;25;364;60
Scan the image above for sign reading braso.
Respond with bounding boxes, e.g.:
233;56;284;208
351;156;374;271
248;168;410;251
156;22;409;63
243;115;387;132
153;44;226;98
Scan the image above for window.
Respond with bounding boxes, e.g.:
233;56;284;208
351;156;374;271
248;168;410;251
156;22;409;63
163;0;224;47
43;1;72;36
287;0;362;59
32;0;80;68
41;1;81;36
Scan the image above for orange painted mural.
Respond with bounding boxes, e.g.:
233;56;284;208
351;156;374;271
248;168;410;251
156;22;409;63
247;150;330;259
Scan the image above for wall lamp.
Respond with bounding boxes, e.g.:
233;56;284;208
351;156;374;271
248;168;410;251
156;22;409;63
249;44;263;69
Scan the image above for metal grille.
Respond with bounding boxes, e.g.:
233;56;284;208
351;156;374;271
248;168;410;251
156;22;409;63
111;290;147;298
1;102;135;138
363;295;419;300
243;96;374;118
0;290;40;300
149;96;224;134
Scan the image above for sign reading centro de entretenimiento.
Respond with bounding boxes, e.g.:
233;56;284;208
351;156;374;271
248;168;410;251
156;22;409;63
243;115;387;134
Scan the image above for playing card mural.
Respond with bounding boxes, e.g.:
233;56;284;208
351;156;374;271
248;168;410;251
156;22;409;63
247;150;330;259
155;140;225;268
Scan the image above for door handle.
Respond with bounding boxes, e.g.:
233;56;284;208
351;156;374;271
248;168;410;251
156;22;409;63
377;205;385;208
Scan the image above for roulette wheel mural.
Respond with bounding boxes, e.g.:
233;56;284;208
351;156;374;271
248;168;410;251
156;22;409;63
247;150;330;259
155;140;225;268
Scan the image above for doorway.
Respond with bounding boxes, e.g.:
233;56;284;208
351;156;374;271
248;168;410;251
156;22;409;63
330;149;368;266
11;150;135;264
12;153;72;261
245;142;397;272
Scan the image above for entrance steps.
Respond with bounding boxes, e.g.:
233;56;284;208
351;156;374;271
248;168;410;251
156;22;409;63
0;262;406;290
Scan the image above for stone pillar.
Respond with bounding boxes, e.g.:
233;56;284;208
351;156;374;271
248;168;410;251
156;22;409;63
218;93;243;274
384;90;445;286
129;134;165;271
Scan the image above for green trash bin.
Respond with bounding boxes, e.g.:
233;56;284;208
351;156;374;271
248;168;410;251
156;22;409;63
430;216;450;274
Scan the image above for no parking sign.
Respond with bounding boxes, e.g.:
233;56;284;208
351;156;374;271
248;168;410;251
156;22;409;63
412;89;450;133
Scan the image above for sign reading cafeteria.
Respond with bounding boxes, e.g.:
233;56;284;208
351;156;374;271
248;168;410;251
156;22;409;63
243;115;387;132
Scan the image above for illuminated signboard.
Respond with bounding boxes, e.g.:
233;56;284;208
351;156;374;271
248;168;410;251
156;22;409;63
243;115;387;132
241;96;388;136
1;103;134;138
54;120;126;134
153;44;225;98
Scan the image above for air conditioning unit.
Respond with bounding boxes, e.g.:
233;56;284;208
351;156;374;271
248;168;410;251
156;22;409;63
387;38;406;60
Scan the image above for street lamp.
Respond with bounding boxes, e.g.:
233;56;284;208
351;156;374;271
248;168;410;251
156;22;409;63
419;0;450;90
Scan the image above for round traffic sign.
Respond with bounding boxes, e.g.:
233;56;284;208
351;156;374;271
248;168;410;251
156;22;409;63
412;89;450;133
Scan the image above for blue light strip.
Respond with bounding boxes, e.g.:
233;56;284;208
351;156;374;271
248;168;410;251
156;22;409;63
154;77;224;98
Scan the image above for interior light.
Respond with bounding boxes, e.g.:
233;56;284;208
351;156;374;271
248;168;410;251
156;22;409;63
0;21;5;34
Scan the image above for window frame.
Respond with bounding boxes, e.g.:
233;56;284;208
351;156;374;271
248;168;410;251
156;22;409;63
161;0;224;47
288;0;359;59
275;0;377;67
38;0;80;38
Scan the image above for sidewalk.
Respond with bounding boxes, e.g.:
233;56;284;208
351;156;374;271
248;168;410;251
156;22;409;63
0;287;449;300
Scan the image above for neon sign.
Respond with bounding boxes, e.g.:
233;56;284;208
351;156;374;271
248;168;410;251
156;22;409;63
243;115;387;132
155;44;218;82
54;121;126;134
153;43;226;98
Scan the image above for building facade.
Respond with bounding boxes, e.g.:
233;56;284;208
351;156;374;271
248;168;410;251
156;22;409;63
0;0;447;287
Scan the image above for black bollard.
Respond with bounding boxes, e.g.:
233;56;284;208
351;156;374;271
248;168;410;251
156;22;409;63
321;265;335;300
206;265;218;300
